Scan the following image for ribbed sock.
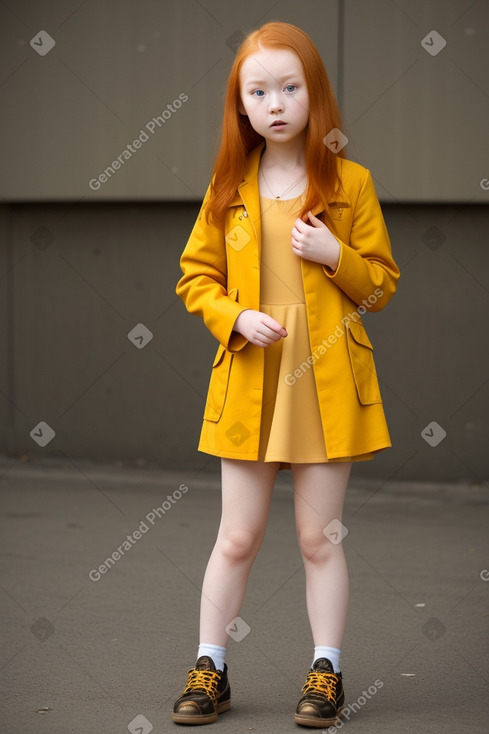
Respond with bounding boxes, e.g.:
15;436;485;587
313;645;341;673
197;643;227;672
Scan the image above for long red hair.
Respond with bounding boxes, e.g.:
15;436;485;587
204;21;346;228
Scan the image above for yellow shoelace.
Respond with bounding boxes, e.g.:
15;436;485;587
182;668;220;706
302;671;338;701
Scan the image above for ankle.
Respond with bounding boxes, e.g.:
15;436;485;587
197;643;227;672
312;646;341;673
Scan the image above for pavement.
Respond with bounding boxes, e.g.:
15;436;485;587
0;454;488;734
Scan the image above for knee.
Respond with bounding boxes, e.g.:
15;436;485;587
218;528;262;564
297;527;338;563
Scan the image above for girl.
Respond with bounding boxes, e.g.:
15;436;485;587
172;21;399;728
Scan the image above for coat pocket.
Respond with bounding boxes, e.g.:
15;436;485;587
203;343;234;422
346;321;382;405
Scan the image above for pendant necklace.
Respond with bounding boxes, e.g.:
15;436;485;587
260;166;307;199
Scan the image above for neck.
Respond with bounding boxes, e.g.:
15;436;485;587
260;133;306;170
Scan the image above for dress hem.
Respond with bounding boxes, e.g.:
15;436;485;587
198;443;389;462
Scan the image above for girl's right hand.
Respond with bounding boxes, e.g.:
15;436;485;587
233;309;287;348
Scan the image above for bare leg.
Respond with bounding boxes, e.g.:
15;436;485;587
199;458;280;647
292;462;352;648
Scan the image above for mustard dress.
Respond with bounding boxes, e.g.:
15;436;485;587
257;193;369;465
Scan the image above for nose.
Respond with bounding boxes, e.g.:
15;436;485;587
268;92;284;114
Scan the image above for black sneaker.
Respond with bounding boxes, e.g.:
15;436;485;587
172;655;231;725
295;657;344;728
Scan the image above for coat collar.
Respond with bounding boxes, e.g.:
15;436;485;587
227;141;265;212
228;140;325;220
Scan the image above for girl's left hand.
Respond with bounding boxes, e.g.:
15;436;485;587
292;211;341;270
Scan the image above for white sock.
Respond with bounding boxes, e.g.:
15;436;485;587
197;643;227;672
313;646;341;673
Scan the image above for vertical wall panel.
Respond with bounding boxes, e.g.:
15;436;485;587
342;0;489;201
0;0;339;201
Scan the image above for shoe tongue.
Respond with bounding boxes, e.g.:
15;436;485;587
195;655;216;672
313;657;334;673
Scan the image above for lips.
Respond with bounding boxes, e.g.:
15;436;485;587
271;120;286;127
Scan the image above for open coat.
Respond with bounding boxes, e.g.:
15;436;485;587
176;141;400;462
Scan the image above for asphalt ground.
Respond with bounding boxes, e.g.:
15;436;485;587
1;455;488;733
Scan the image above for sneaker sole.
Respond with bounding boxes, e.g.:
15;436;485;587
294;704;343;728
172;699;231;725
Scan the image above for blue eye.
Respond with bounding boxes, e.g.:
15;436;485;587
252;89;265;97
285;84;296;93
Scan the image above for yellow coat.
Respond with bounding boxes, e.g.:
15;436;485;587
176;141;400;462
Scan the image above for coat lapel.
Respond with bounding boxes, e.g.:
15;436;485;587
229;141;327;258
235;143;265;258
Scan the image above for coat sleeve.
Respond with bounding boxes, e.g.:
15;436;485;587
323;168;400;311
175;182;248;352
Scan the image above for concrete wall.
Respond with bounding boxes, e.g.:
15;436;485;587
1;200;488;481
1;0;488;480
1;0;488;202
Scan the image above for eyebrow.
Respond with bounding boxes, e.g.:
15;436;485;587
244;74;298;86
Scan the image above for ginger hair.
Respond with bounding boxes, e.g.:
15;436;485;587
204;21;346;228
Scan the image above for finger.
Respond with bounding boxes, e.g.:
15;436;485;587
262;317;287;338
258;328;282;345
307;210;324;227
293;217;308;233
291;230;303;245
251;329;271;346
291;235;301;250
258;331;280;346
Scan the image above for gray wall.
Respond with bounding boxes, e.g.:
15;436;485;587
1;0;488;481
1;0;488;202
2;200;488;482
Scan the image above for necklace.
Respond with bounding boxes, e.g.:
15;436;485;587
260;166;307;199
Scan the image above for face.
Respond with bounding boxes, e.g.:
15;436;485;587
238;46;309;144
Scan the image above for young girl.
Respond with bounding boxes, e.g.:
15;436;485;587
172;21;399;728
